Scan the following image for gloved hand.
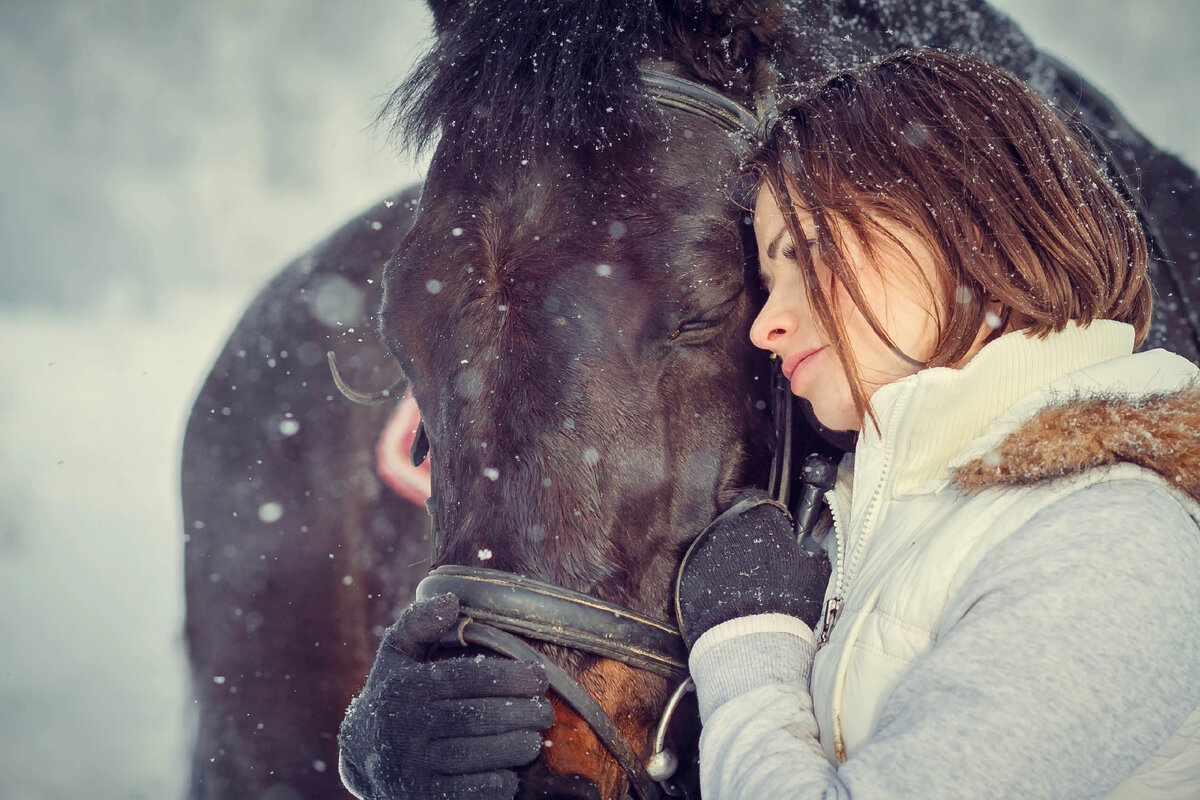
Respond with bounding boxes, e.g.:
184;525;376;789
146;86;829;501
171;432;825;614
338;592;554;800
675;489;830;647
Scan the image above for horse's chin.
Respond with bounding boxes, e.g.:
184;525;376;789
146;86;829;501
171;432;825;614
515;758;603;800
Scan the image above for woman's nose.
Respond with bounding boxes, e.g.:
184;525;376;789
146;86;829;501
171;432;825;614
749;300;795;352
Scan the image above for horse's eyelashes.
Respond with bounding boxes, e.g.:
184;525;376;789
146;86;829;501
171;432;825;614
677;319;720;334
668;291;743;344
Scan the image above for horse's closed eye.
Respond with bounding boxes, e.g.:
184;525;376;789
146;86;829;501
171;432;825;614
668;290;743;344
670;319;720;337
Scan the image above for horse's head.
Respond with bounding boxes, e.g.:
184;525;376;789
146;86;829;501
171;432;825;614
379;2;784;797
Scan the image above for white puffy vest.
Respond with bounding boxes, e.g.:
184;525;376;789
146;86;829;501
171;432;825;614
807;322;1200;798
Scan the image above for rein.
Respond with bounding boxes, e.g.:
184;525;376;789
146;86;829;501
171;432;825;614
411;68;776;800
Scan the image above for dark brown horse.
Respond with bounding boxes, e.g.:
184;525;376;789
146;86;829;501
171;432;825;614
181;2;1200;798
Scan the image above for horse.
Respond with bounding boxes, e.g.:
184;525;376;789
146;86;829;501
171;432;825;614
181;2;1200;798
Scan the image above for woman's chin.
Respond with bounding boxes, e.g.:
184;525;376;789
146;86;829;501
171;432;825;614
798;397;860;451
807;402;859;435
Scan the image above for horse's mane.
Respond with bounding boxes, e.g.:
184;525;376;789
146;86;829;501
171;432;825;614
382;0;786;160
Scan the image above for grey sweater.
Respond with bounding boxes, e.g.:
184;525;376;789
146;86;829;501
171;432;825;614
689;480;1200;799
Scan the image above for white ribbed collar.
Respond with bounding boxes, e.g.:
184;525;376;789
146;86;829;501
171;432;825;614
854;320;1139;498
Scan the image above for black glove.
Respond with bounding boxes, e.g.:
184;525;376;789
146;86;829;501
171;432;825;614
675;489;831;647
338;593;555;799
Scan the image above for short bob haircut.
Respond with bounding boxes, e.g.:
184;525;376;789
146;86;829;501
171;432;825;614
746;48;1151;424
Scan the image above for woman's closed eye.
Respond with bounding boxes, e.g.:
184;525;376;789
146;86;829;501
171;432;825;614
781;235;818;264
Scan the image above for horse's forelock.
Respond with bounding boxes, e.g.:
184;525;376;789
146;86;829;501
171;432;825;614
383;1;664;158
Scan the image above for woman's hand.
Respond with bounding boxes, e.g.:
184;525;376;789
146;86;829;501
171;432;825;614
338;593;554;800
675;489;830;647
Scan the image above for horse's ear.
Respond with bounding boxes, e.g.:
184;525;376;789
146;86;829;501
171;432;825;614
663;0;786;92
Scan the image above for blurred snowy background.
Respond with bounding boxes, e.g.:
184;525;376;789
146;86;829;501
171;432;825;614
0;1;1196;797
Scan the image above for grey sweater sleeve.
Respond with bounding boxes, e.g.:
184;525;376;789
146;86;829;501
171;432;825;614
689;480;1200;799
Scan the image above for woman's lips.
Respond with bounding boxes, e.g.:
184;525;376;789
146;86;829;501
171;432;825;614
781;346;825;389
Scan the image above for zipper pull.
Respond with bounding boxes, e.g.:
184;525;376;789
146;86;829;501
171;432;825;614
817;596;843;648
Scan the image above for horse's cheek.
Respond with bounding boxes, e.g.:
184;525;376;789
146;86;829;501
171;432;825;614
542;696;620;796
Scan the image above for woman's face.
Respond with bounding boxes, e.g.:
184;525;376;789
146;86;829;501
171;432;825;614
750;186;948;432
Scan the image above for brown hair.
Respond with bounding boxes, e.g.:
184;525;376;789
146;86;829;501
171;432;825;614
747;48;1151;425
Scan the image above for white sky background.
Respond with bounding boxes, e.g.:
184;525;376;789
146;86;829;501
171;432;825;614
0;1;1196;797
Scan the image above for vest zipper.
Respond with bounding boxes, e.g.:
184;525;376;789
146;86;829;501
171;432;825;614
817;596;842;647
843;452;891;594
843;389;907;590
816;390;907;647
818;491;846;648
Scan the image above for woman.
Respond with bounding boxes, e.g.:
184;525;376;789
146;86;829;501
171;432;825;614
673;49;1200;798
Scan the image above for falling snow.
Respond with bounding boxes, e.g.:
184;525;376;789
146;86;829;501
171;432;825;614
258;502;284;523
4;3;1198;798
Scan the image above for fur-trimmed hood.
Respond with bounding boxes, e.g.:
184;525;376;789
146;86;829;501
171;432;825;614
841;322;1200;509
954;384;1200;508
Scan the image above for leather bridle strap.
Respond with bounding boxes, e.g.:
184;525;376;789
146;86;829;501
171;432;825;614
639;67;795;513
764;362;796;509
639;68;766;138
418;566;689;680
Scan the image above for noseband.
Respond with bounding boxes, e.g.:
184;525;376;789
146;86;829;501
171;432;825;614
414;69;777;800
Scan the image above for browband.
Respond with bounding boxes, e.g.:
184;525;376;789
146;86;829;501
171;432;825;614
639;68;765;138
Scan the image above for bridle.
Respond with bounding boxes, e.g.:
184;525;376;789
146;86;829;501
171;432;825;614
416;566;691;800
